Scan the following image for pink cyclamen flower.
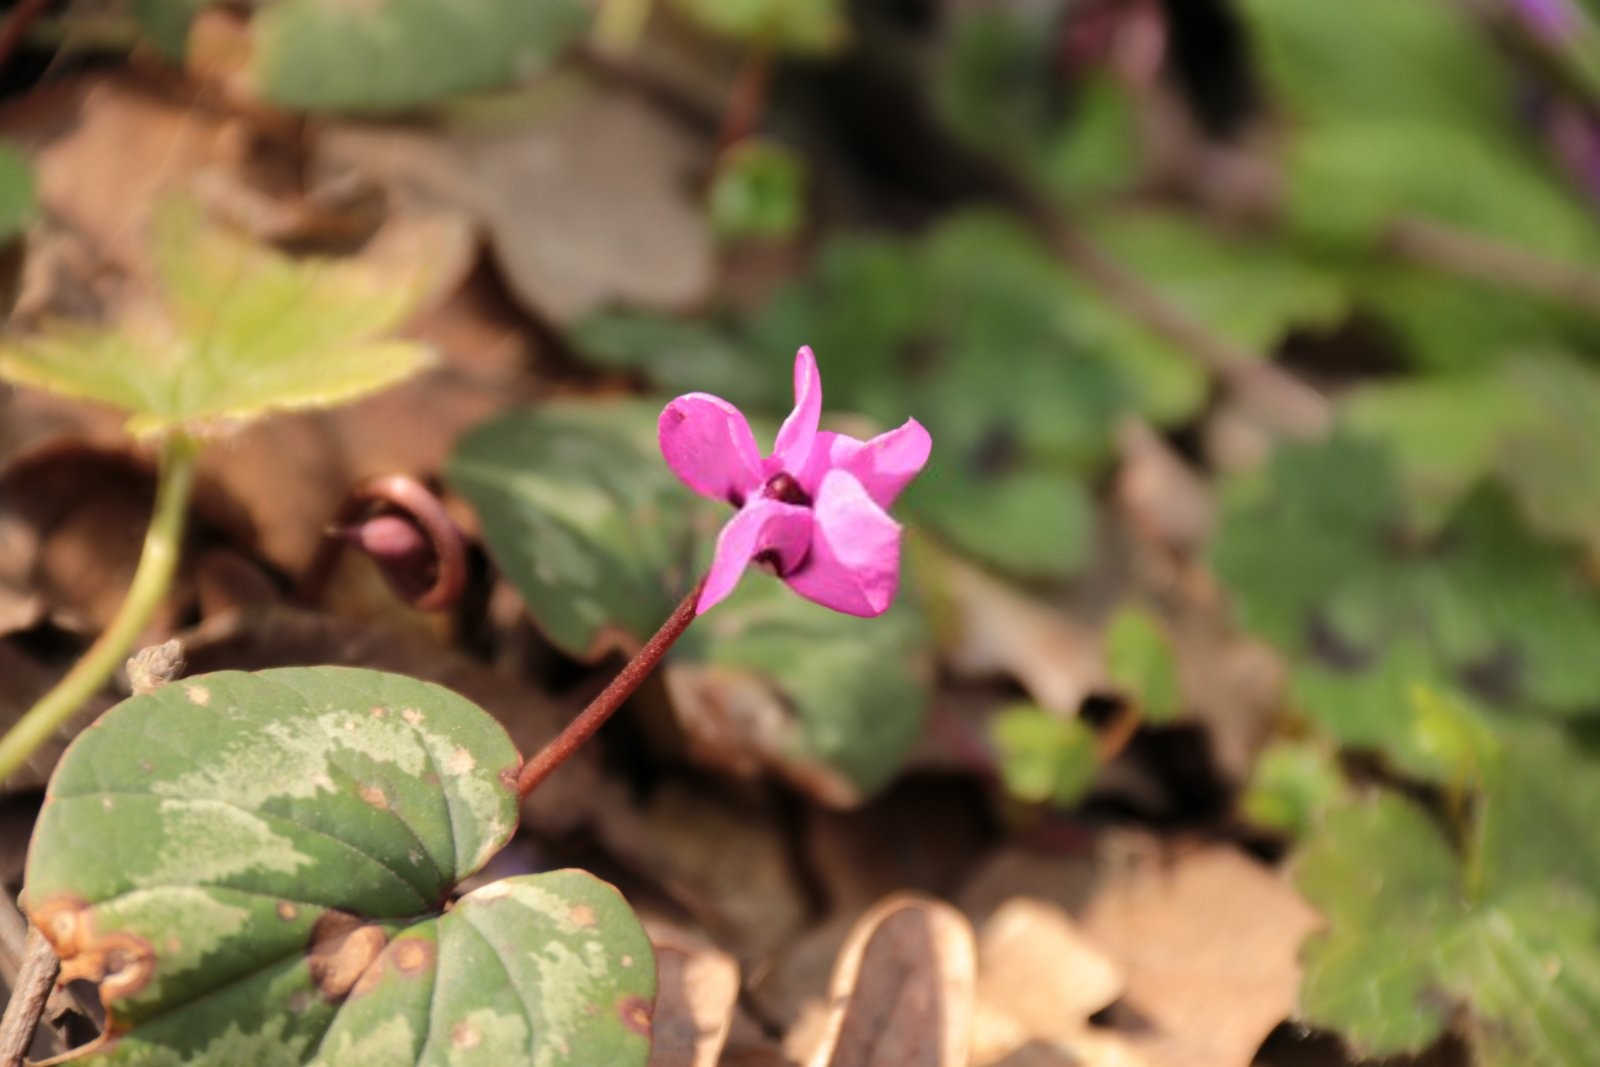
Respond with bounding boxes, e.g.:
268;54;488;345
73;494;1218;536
659;346;931;617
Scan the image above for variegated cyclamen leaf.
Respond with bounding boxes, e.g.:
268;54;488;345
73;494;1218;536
0;199;434;435
21;667;656;1066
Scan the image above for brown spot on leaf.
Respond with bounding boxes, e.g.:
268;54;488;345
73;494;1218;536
445;746;474;774
185;684;210;706
358;784;389;811
30;895;157;1009
452;1021;481;1049
618;994;652;1036
569;904;596;928
392;938;434;974
498;765;519;791
370;705;388;718
401;707;423;726
277;901;298;921
307;911;388;1000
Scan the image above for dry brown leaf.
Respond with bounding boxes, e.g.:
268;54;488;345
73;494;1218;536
1077;834;1320;1067
647;920;742;1067
922;543;1104;714
1115;419;1213;560
785;896;976;1067
803;779;991;913
320;73;715;323
0;442;246;639
971;898;1147;1067
592;783;809;963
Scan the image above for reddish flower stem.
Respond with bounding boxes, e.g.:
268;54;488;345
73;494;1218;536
516;578;705;799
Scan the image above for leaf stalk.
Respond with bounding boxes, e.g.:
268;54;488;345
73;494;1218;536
0;432;198;784
516;578;704;798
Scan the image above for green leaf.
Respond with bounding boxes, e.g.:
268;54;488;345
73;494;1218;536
1238;740;1342;837
671;572;931;798
935;13;1138;202
1347;263;1576;375
1296;785;1600;1065
1089;211;1348;356
570;311;781;411
22;667;656;1065
1214;435;1600;729
989;704;1098;807
0;199;434;436
1346;354;1600;554
1104;605;1181;724
1235;0;1514;130
708;140;807;243
0;142;34;243
135;0;589;112
667;0;848;53
1286;120;1600;256
448;401;700;660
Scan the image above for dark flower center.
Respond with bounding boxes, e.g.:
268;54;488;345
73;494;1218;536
761;471;812;507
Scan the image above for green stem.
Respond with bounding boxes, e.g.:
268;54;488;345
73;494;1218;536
0;433;198;785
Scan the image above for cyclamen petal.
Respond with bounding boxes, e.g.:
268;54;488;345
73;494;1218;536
698;499;813;614
659;393;764;504
782;470;902;617
802;418;932;509
770;346;822;476
658;344;929;618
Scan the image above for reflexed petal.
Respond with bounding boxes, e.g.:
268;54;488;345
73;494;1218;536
771;346;822;475
814;418;932;508
659;393;763;504
697;498;813;614
782;469;902;617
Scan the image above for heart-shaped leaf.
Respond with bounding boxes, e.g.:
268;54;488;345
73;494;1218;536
0;199;435;435
23;666;655;1065
448;401;700;660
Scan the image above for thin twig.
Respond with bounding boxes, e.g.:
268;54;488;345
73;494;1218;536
717;45;773;153
1385;214;1600;317
517;579;704;798
0;0;52;73
1096;700;1143;765
0;928;58;1067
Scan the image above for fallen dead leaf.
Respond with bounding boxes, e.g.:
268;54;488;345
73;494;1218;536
592;782;808;963
785;895;976;1067
1076;833;1320;1067
919;541;1105;714
803;777;991;913
320;71;715;324
646;920;741;1067
1114;419;1213;560
971;898;1146;1067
